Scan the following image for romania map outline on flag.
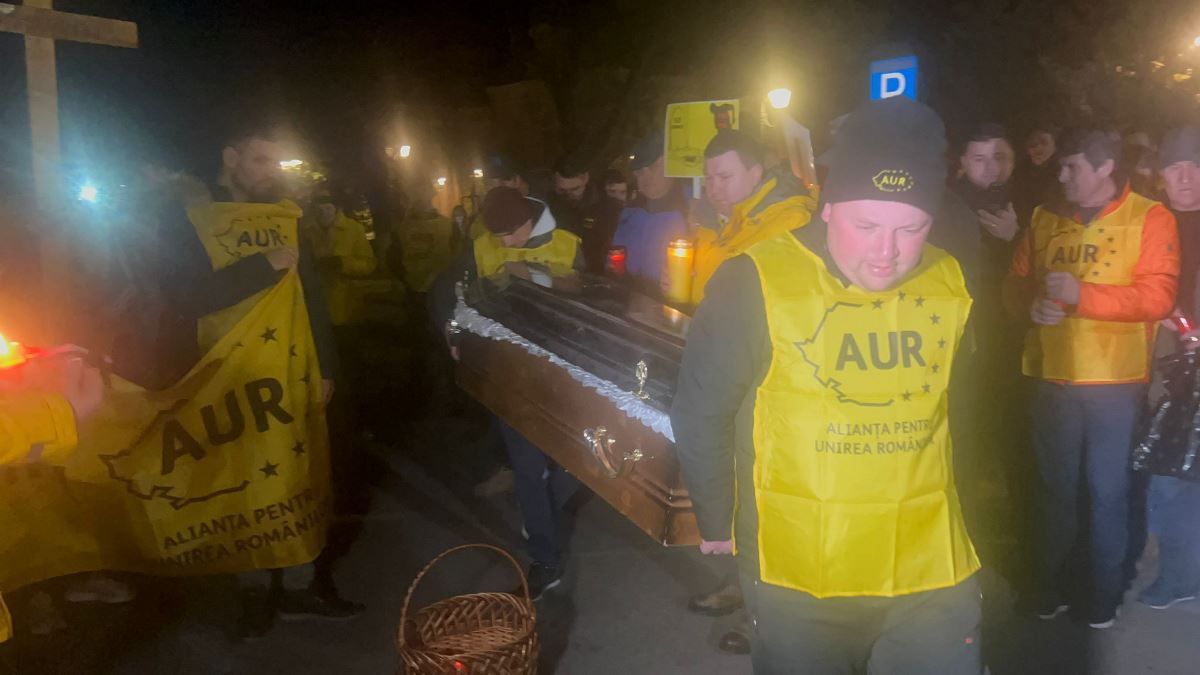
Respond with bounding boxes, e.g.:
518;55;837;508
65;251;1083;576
0;270;331;593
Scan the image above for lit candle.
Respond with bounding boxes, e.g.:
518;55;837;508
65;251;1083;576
606;246;627;276
665;238;694;305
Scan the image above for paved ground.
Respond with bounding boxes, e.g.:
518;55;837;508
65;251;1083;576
6;348;1200;673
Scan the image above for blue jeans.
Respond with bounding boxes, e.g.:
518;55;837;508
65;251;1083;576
1031;381;1144;614
496;418;580;568
1146;475;1200;595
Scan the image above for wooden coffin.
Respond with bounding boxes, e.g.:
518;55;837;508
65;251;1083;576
455;274;699;546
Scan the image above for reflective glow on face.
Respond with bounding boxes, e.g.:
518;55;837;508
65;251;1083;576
823;200;933;292
704;150;763;218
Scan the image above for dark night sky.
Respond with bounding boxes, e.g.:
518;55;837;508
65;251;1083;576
3;0;915;182
1;0;525;185
4;0;1175;195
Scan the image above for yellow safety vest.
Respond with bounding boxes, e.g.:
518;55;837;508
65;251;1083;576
312;213;380;326
1023;193;1156;383
188;200;300;352
746;233;979;597
691;179;817;304
473;229;580;278
398;214;456;293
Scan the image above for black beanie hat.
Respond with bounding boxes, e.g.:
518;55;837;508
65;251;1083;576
820;97;947;218
482;187;533;235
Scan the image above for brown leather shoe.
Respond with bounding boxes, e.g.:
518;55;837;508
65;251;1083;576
687;579;744;616
718;613;752;655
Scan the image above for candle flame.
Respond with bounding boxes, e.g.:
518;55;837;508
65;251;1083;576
669;238;694;258
0;333;25;369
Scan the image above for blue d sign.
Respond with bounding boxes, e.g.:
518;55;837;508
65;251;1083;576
870;56;918;101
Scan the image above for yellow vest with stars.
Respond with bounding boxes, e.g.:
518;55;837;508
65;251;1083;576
1023;194;1157;383
188;201;302;353
473;229;579;279
745;233;979;597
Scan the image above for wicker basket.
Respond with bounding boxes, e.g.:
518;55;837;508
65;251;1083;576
397;544;539;674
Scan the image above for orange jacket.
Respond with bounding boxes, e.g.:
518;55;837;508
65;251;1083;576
1006;188;1179;323
1004;187;1179;383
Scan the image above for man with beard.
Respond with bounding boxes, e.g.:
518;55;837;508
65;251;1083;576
161;122;362;639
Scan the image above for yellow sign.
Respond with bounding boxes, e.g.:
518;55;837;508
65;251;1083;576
664;99;741;177
0;271;330;594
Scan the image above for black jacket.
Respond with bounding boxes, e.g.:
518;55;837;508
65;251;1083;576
669;213;979;578
1010;157;1059;229
113;191;338;388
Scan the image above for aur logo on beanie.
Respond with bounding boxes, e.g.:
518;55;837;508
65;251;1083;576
872;169;916;193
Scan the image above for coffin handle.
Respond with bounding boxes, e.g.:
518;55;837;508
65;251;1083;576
583;426;642;478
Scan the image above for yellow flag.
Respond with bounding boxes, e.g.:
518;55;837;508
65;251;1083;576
0;271;330;593
189;200;305;352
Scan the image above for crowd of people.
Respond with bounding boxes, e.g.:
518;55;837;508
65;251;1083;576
4;86;1200;673
426;96;1200;673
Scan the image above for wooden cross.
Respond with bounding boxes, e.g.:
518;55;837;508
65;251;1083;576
0;0;138;208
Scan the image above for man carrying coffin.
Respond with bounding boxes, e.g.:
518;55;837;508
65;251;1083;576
672;98;984;674
431;186;583;599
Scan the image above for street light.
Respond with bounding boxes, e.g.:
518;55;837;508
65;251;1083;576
472;168;484;178
399;145;412;158
279;159;304;169
436;176;448;187
767;87;793;110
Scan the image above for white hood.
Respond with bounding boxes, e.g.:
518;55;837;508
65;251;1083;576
527;197;557;239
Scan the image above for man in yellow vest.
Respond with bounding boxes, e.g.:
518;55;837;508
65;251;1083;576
690;130;817;305
1004;129;1180;629
682;129;815;654
431;186;582;599
672;97;983;674
163;123;362;639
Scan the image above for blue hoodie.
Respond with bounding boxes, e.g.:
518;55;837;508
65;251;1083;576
610;188;688;284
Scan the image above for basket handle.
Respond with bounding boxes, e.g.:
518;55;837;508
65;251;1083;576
397;543;531;647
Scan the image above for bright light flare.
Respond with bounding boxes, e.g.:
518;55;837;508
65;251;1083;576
436;176;448;187
279;159;304;169
78;183;99;203
399;145;412;158
472;168;484;178
767;88;793;110
1193;35;1200;48
0;333;26;369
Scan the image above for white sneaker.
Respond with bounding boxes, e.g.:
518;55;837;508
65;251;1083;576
1088;607;1121;630
65;575;136;604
